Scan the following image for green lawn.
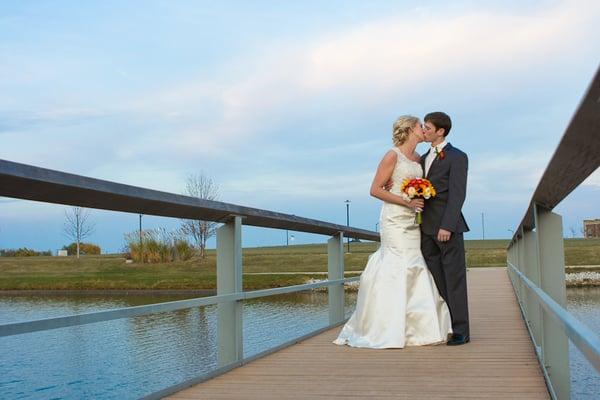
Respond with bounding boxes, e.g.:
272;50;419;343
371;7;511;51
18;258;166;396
1;239;598;290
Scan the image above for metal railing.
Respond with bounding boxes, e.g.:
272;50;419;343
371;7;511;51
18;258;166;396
507;65;600;400
0;159;379;399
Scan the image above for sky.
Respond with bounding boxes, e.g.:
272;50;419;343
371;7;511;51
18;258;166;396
1;0;599;253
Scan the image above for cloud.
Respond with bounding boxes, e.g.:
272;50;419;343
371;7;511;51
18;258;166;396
223;170;374;201
2;1;599;242
107;0;600;160
300;2;598;92
468;151;549;205
0;108;109;132
3;0;599;167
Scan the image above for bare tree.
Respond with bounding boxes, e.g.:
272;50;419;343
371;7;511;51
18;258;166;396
63;207;95;258
180;173;219;258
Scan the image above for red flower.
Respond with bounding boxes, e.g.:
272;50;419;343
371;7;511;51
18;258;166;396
438;150;446;160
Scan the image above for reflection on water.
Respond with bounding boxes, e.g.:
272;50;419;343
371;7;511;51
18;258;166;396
0;291;357;400
567;287;600;400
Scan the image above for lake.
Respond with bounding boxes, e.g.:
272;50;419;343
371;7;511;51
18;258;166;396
567;286;600;399
0;287;598;399
0;291;358;399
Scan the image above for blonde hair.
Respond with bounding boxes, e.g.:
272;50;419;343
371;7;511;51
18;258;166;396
392;115;419;146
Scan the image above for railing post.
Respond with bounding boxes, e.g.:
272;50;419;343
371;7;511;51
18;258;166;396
523;227;542;350
217;216;243;367
535;206;570;400
517;228;526;309
507;241;515;285
509;241;517;286
328;232;345;325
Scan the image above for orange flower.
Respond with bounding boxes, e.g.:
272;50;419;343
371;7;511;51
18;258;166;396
401;178;436;200
400;178;437;224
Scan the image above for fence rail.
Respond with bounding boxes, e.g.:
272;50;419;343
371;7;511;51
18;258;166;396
507;65;600;400
0;157;377;399
508;262;600;373
0;276;360;338
0;159;378;241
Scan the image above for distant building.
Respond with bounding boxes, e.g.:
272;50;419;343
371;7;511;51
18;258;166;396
57;249;68;257
583;219;600;239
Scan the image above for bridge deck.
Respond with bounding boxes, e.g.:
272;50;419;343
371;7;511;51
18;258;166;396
167;268;549;399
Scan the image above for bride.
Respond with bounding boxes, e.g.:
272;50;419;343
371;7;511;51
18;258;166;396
334;115;452;349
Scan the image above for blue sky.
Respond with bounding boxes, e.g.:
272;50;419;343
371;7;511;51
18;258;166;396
1;0;599;252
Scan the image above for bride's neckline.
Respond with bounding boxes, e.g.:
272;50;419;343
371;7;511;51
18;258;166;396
394;147;420;165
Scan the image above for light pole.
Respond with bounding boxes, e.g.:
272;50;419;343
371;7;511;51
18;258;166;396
290;234;295;245
139;214;144;263
481;212;485;240
286;229;289;246
345;200;351;253
375;222;379;232
508;228;514;238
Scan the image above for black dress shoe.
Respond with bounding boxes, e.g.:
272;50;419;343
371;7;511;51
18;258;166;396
447;334;470;346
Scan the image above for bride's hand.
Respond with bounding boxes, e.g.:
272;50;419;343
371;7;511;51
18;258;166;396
408;198;424;210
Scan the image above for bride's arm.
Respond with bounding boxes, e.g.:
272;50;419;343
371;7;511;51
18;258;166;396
369;151;422;209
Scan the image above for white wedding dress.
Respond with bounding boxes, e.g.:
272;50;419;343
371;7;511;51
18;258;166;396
334;147;452;348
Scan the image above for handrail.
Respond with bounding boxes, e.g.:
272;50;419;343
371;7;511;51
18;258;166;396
0;276;360;338
0;159;378;241
510;65;600;238
506;65;600;399
0;152;376;398
508;262;600;373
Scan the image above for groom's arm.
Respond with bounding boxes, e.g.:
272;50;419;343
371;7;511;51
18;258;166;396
440;152;468;232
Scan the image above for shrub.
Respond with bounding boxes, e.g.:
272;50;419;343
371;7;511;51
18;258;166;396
174;239;195;261
124;229;194;263
15;248;37;257
0;248;52;257
62;242;101;256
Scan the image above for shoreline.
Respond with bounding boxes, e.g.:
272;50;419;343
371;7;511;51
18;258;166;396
0;289;216;296
1;268;598;295
565;271;600;288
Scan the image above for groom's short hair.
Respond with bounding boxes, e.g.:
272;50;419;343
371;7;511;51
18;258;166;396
424;112;452;137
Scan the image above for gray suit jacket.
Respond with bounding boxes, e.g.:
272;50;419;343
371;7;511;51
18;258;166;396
420;143;470;236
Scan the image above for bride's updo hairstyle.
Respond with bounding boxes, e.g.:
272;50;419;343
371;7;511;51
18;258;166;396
392;115;419;146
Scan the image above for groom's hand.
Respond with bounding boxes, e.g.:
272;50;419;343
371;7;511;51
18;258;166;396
383;179;393;191
437;229;452;242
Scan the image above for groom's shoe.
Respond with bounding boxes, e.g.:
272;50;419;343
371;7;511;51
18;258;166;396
447;334;470;346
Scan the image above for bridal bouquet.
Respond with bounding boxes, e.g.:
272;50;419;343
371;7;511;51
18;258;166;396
400;178;436;224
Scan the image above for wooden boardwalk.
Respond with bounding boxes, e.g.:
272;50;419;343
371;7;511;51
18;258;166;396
167;268;549;399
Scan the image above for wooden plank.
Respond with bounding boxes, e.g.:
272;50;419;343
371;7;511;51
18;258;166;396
166;268;550;399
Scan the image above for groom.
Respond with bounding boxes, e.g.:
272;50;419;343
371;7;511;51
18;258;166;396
421;111;470;346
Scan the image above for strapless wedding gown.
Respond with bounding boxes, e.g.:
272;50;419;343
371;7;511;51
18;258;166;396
334;147;452;348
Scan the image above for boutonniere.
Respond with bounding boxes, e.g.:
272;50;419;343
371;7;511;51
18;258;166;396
435;147;446;160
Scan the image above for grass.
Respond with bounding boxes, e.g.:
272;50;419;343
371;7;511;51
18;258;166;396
1;239;598;290
0;254;313;291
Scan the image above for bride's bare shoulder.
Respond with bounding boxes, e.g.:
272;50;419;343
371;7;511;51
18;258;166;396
384;149;399;161
377;149;398;167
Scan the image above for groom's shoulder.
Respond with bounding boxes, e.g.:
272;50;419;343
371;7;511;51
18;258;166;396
446;144;468;160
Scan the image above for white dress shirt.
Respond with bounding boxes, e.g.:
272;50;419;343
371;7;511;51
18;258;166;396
425;140;447;177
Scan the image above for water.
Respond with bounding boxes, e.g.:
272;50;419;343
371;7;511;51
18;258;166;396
1;288;598;399
0;291;357;399
567;286;600;400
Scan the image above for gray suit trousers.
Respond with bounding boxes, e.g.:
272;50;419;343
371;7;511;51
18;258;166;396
421;231;470;337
